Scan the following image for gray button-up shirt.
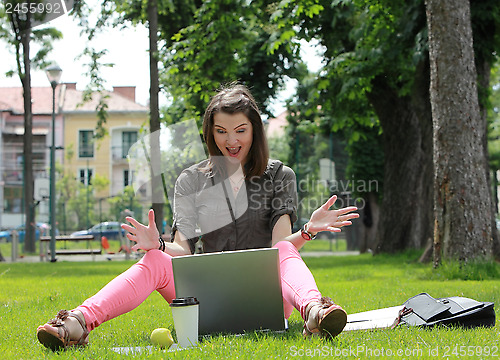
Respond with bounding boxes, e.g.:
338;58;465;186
171;159;298;254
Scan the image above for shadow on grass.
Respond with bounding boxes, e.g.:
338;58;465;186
197;320;305;343
422;259;500;281
304;250;425;270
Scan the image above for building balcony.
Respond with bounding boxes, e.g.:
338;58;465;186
111;146;131;164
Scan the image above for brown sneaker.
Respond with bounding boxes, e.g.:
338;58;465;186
303;296;347;339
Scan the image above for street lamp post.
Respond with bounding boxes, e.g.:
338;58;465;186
45;64;62;263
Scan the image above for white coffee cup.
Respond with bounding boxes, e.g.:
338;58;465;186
170;297;200;348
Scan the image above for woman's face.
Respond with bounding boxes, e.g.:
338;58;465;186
213;112;253;166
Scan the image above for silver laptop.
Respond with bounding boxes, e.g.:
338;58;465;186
172;248;287;335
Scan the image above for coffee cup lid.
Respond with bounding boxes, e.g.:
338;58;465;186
170;296;199;307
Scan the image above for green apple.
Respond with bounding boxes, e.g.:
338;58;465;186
150;328;174;349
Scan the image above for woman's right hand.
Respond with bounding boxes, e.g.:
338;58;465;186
121;209;160;252
306;195;359;236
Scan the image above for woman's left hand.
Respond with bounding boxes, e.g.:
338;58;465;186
306;195;359;235
121;209;160;252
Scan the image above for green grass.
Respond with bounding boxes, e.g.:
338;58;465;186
300;237;348;252
0;252;499;359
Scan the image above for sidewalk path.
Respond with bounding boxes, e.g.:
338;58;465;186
3;252;139;263
300;251;360;257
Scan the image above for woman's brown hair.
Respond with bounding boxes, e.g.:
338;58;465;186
202;83;269;177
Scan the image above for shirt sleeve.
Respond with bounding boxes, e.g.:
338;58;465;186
270;163;298;230
171;170;199;254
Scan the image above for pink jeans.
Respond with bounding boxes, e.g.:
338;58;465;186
77;241;322;332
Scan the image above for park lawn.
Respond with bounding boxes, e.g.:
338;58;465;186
300;237;348;253
0;252;498;359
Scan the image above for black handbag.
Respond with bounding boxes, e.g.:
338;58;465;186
396;293;495;329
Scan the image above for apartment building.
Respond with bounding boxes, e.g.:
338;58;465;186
0;84;149;228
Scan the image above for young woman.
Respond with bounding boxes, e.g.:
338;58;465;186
36;84;359;350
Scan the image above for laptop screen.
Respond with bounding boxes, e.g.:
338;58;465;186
172;248;286;335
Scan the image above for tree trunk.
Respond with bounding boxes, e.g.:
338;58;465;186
148;0;164;234
19;13;36;253
476;59;500;260
358;192;380;253
367;64;434;253
426;0;494;264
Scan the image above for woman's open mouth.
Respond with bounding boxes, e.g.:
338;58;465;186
227;147;241;157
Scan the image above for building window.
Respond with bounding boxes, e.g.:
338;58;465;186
124;170;130;187
124;170;136;188
122;131;138;158
3;186;22;213
78;168;93;186
79;130;94;158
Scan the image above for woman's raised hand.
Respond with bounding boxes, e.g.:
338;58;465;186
121;209;160;252
306;195;359;235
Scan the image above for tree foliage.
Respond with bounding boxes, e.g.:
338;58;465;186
107;186;144;225
162;0;302;123
270;0;427;132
